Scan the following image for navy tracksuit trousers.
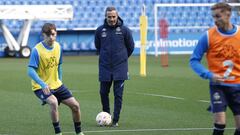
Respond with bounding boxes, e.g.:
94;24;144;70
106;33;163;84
100;80;124;123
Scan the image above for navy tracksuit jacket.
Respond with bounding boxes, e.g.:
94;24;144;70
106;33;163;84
95;17;134;123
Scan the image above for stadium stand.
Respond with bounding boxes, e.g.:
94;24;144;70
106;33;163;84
0;0;232;33
1;0;240;56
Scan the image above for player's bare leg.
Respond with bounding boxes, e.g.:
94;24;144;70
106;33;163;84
63;97;81;121
62;97;84;135
46;95;61;134
214;112;226;124
212;112;226;135
46;95;59;122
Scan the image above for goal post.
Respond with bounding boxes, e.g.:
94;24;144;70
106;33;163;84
154;3;240;58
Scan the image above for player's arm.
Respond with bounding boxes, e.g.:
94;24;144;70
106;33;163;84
189;32;213;80
27;48;50;94
124;27;135;57
28;67;47;89
58;65;62;81
58;47;63;81
94;27;101;53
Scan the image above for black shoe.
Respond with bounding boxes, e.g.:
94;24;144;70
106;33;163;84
207;105;211;112
111;122;119;127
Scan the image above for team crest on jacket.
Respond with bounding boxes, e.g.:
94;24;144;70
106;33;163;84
101;28;107;37
116;27;122;34
101;32;107;37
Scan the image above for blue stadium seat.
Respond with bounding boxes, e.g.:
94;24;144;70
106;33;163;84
170;18;178;27
80;42;89;50
189;11;197;18
4;1;12;5
185;0;193;3
190;29;199;33
192;0;201;3
62;42;71;51
161;0;172;3
209;0;218;2
71;42;80;51
45;1;54;5
148;19;154;27
183;29;190;33
174;29;183;34
202;0;209;3
169;29;175;33
179;18;187;26
89;42;96;50
176;0;185;3
186;19;195;26
158;7;167;13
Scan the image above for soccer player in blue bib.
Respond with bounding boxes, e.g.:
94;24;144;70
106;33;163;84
28;23;84;135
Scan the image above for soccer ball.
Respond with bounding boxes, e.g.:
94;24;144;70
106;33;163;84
96;112;112;126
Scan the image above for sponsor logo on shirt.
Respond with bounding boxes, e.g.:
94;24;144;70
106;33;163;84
45;56;58;69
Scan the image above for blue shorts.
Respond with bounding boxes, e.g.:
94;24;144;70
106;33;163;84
210;84;240;115
34;84;73;105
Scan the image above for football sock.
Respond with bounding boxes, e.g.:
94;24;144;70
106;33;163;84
74;122;81;134
212;123;225;135
52;122;61;134
234;129;240;135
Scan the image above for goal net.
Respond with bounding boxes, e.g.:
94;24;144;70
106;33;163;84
154;3;240;58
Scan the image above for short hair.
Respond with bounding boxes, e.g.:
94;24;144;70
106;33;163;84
105;6;117;16
41;23;56;35
211;2;232;12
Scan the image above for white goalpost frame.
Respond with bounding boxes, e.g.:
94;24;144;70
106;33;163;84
154;3;240;57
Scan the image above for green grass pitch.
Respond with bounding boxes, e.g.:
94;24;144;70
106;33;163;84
0;55;236;135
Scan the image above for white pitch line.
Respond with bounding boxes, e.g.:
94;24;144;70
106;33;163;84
63;127;235;134
198;100;210;103
129;92;211;103
134;92;185;100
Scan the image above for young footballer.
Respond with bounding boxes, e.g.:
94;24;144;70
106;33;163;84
28;23;84;135
190;2;240;135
